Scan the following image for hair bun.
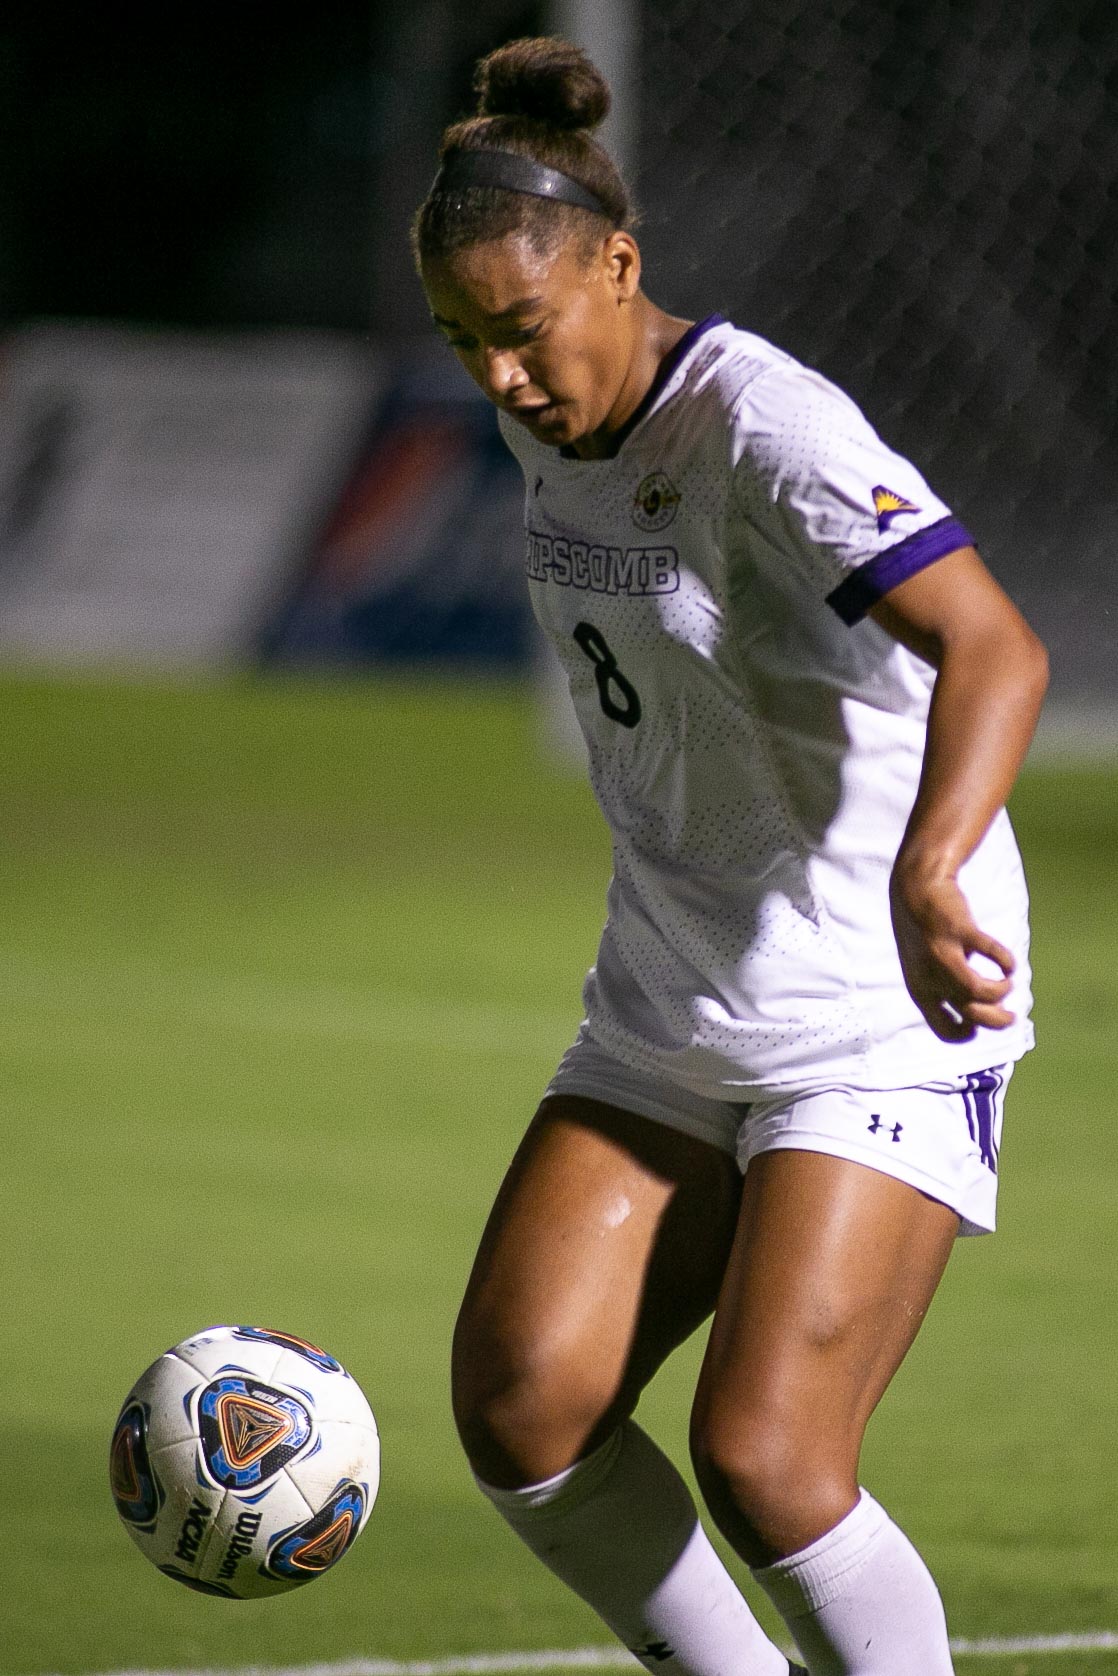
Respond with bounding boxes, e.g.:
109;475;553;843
475;36;611;132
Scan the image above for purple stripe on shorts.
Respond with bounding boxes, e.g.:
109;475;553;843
826;516;974;625
963;1069;1002;1174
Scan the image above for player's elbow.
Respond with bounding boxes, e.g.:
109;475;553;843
1029;626;1049;691
1012;619;1049;705
965;608;1048;704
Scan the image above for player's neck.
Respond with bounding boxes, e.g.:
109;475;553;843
570;298;693;461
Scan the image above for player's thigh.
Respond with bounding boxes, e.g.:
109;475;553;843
691;1148;957;1557
454;1094;742;1480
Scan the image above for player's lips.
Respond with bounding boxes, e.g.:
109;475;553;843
505;399;558;422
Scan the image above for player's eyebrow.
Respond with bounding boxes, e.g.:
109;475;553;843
431;296;545;328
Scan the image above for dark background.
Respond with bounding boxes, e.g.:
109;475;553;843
2;1;1114;703
0;3;543;334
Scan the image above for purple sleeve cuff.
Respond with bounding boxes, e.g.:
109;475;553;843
825;517;974;625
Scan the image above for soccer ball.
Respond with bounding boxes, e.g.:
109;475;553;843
109;1324;379;1598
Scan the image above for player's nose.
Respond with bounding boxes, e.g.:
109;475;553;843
482;347;529;400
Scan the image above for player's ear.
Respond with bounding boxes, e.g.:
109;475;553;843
601;230;641;303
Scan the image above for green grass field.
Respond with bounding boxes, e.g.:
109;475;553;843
1;672;1115;1676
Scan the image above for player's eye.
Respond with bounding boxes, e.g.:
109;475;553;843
440;322;541;353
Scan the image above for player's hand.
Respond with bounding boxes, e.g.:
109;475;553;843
889;863;1016;1042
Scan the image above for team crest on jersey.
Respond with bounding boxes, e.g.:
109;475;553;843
872;485;920;532
632;472;681;531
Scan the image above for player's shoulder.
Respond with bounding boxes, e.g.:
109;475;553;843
673;322;862;447
697;328;890;491
703;324;861;423
684;319;791;390
669;319;780;414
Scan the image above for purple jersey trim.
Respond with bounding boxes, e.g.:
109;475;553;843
826;516;973;625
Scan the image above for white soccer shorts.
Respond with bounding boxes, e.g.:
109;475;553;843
544;1027;1011;1236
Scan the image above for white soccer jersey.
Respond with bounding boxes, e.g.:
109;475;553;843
499;317;1034;1097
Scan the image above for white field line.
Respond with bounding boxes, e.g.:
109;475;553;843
953;1631;1118;1653
37;1633;1118;1676
0;951;575;1058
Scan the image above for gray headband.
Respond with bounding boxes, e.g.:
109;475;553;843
432;149;608;217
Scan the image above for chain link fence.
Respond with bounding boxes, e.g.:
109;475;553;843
632;0;1118;714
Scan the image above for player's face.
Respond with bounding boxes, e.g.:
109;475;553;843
422;230;642;453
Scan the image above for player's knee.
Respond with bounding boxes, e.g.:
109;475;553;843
689;1403;796;1535
452;1307;626;1486
689;1396;853;1560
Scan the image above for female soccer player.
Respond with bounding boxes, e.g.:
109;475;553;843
413;37;1047;1676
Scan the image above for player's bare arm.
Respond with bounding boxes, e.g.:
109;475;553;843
870;546;1049;1042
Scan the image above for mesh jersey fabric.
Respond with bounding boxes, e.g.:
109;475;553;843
499;319;1033;1096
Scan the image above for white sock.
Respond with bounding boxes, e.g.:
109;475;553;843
477;1421;791;1676
751;1489;953;1674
